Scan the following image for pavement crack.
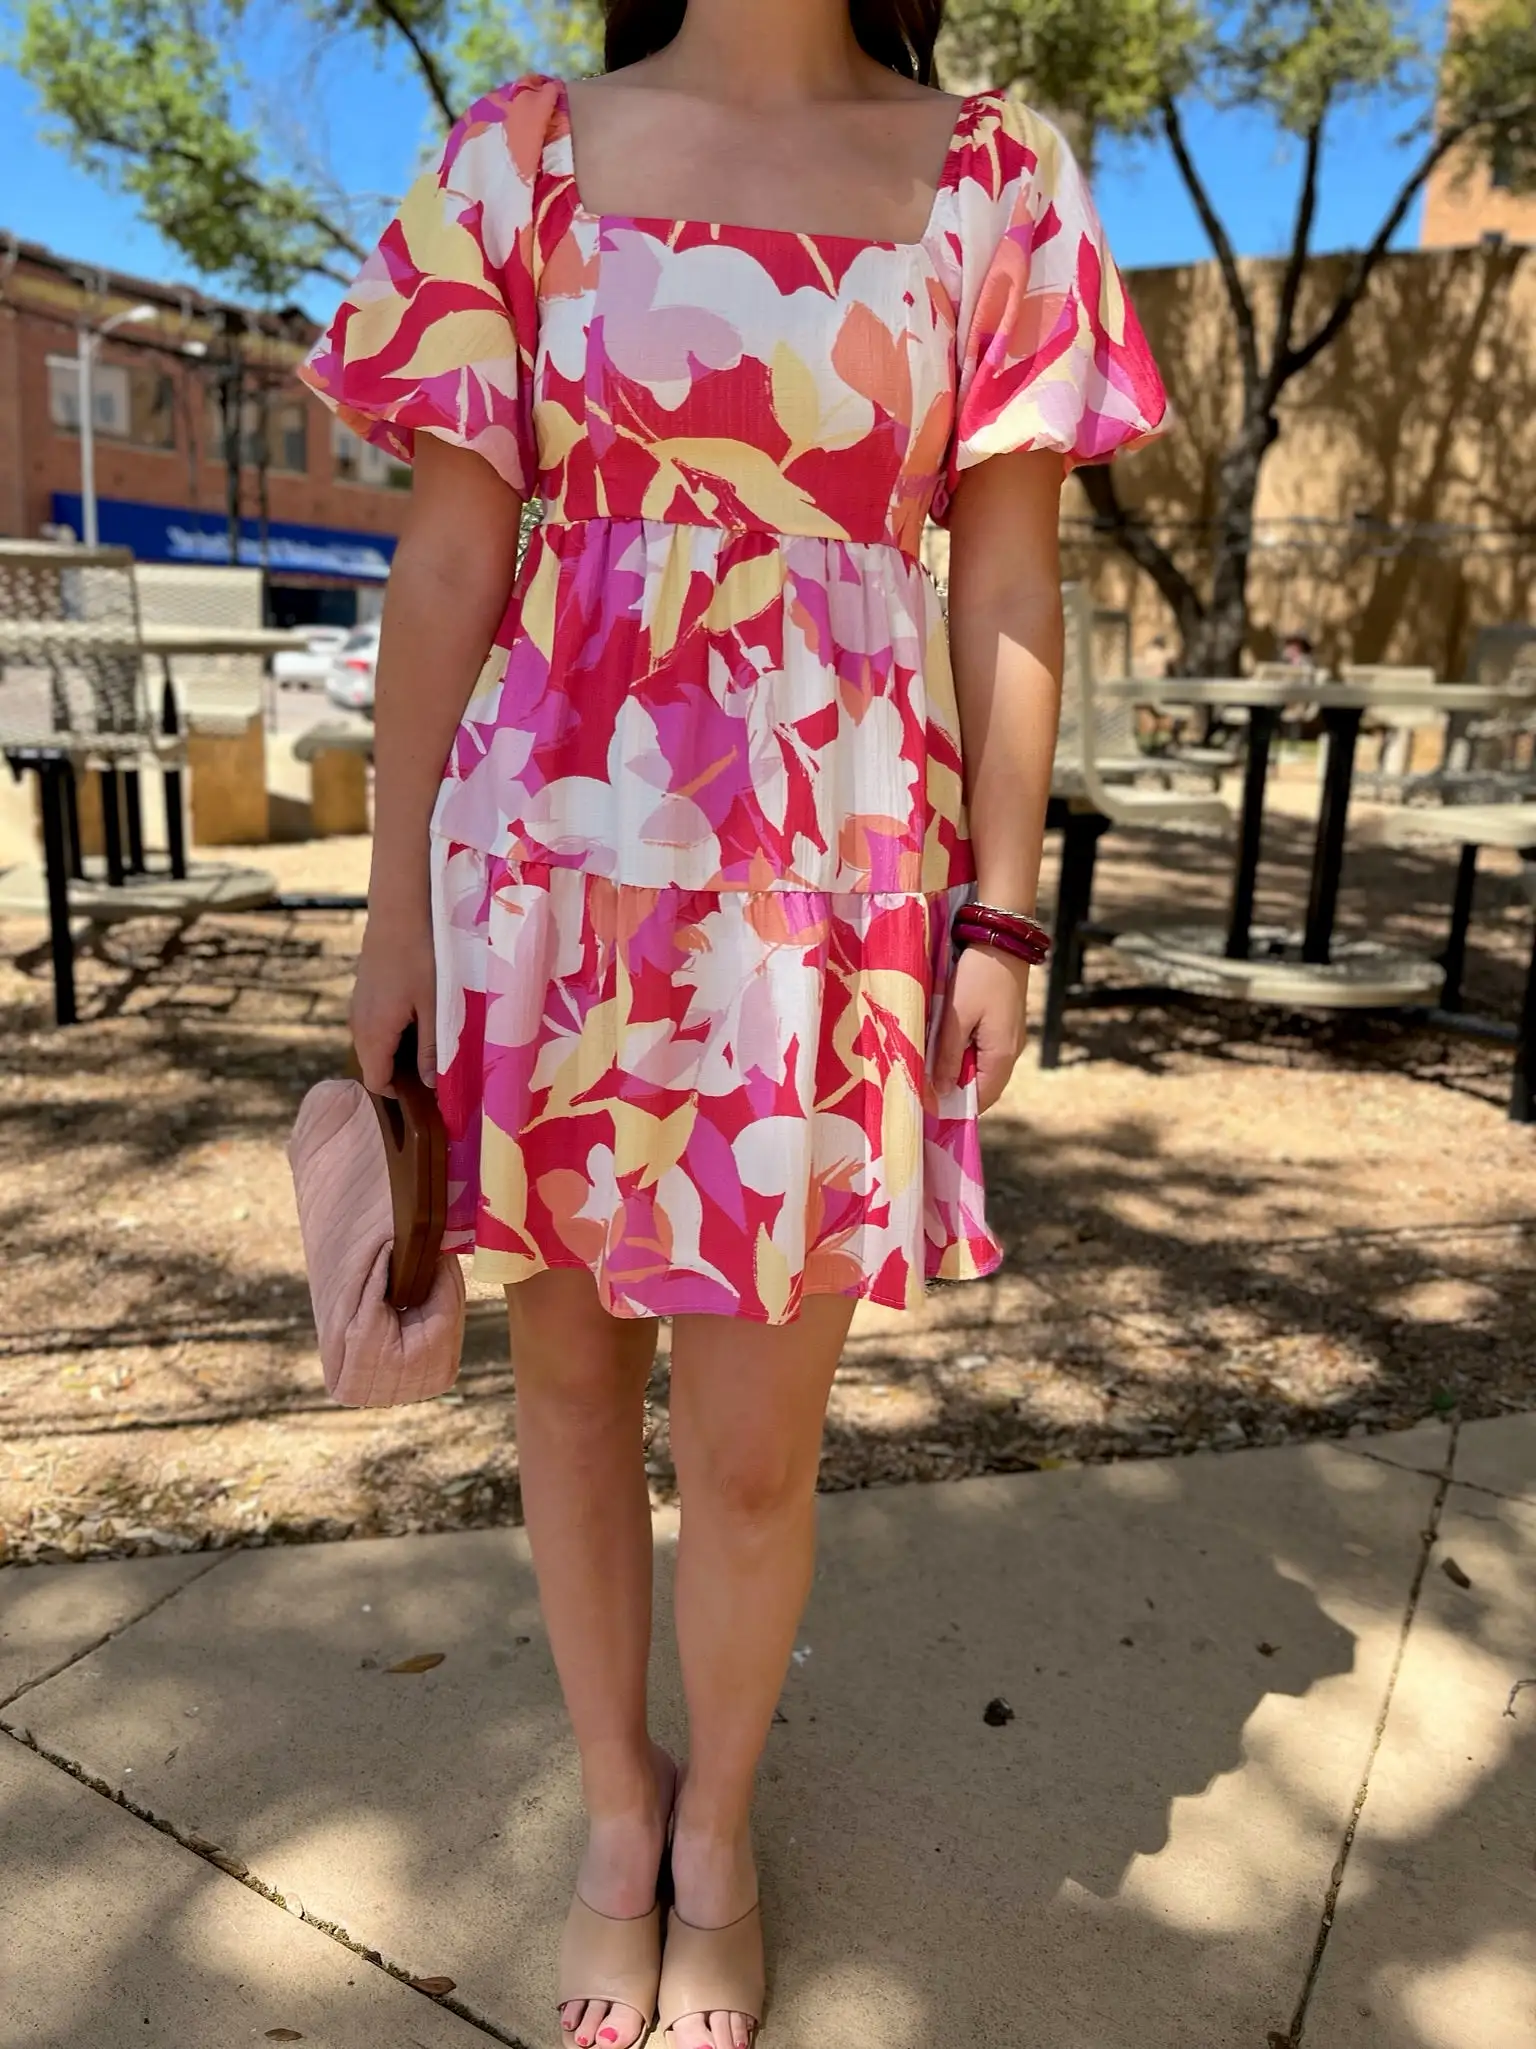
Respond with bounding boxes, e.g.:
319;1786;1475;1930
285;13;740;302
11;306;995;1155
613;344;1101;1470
1342;1444;1532;1513
0;1726;526;2045
0;1550;232;1712
1276;1419;1460;2047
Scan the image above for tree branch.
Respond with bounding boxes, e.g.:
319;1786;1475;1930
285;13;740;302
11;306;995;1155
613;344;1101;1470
1282;112;1516;382
370;0;457;127
84;117;367;265
1160;94;1259;400
1074;461;1207;637
1263;113;1324;408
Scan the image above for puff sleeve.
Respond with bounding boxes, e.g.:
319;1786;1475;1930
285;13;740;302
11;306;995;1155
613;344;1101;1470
944;100;1168;501
297;75;561;499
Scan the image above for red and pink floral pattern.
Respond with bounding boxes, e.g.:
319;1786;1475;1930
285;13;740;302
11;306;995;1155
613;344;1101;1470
301;74;1166;1321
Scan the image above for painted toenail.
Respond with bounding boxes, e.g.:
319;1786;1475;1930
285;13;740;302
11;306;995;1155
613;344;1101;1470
599;2034;619;2043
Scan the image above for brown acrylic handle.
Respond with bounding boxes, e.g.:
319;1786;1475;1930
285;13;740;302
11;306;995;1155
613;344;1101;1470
345;1027;449;1311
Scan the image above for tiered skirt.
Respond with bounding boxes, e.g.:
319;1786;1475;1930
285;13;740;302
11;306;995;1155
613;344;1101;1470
431;843;1001;1323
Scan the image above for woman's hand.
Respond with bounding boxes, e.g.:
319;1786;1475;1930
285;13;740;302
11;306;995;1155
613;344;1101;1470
350;903;437;1096
933;941;1030;1114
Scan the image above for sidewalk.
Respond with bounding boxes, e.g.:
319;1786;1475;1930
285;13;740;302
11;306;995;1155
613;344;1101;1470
2;1421;1532;2049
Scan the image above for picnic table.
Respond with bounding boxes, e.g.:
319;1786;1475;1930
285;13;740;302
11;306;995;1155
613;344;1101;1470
1097;672;1536;1003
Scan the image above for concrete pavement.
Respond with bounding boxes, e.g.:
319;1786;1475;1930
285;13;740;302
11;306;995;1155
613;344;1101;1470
1;1422;1531;2049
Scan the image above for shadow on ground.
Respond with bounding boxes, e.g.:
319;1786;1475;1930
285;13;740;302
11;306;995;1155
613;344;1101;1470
1;1440;1490;2048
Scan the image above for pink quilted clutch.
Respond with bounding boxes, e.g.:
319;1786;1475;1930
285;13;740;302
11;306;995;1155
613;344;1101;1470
288;1052;465;1408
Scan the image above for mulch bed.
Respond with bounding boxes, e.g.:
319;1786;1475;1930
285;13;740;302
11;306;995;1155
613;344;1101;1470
1;792;1532;1567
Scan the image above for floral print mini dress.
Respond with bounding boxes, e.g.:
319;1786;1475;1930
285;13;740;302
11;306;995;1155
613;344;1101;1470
300;74;1166;1323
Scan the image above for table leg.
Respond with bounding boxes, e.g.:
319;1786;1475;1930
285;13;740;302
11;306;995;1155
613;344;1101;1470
99;769;125;888
1226;703;1278;960
1304;707;1364;965
1513;851;1536;1125
1040;806;1107;1071
62;765;84;880
123;769;145;874
36;759;78;1027
1440;843;1478;1013
161;662;188;882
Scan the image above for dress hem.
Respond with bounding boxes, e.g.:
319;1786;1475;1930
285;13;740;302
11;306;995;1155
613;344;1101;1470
460;1243;1005;1323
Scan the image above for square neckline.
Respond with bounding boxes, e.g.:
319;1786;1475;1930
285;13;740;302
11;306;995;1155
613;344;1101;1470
557;76;985;253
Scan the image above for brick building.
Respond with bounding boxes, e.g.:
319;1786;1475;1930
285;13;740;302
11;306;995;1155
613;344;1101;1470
0;234;408;628
1420;0;1536;250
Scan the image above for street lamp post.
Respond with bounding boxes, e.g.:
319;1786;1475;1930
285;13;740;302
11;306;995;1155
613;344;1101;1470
76;304;155;546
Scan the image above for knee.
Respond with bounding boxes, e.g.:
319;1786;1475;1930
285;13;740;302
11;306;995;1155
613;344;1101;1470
682;1438;811;1526
509;1294;654;1435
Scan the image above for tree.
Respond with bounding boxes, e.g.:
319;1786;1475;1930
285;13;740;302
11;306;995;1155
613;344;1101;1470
20;0;1536;666
942;0;1536;671
17;0;603;301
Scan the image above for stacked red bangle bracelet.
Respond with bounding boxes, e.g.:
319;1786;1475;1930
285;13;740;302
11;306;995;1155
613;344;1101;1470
952;900;1053;966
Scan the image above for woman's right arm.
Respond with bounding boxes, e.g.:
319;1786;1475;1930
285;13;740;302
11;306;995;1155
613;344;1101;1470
351;434;524;1093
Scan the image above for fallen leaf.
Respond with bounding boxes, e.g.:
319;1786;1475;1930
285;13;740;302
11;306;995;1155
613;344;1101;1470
409;1976;456;1996
386;1653;446;1674
1441;1557;1472;1590
265;2032;304;2042
210;1851;249;1878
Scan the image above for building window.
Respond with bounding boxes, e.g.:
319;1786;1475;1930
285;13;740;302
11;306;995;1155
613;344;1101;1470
203;392;309;473
333;418;411;490
268;399;308;475
47;353;175;449
1489;136;1514;193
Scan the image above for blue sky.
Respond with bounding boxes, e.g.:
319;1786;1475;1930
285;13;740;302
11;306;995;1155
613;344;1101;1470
1;7;1442;317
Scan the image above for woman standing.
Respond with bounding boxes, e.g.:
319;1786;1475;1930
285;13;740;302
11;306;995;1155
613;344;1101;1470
301;3;1165;2044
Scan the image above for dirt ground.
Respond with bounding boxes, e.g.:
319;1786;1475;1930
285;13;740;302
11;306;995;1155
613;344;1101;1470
1;764;1532;1567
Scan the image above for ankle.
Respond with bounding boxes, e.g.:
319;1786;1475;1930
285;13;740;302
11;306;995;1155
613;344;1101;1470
672;1783;753;1850
582;1739;672;1826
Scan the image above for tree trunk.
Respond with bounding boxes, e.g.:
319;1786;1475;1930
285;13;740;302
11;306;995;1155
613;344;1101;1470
1174;414;1275;677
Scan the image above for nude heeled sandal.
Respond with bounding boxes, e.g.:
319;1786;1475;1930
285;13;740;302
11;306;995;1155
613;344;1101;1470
656;1900;766;2047
557;1892;666;2040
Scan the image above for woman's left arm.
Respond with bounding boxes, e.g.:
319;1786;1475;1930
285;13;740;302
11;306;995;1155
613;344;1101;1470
934;448;1066;1112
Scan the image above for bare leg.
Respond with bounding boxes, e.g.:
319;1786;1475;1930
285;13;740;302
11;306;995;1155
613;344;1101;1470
665;1295;856;2049
507;1270;674;2049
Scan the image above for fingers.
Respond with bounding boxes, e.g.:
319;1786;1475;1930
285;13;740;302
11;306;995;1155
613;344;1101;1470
415;999;439;1088
350;1010;403;1097
350;981;436;1098
974;1031;1026;1114
932;993;972;1099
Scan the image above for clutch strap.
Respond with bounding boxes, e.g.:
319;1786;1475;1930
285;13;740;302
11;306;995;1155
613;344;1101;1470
344;1026;450;1312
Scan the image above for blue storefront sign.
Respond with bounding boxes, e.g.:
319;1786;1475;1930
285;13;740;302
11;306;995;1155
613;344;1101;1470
51;494;398;582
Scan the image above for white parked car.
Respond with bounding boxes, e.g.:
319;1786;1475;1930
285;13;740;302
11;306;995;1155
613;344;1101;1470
324;624;381;714
273;627;348;690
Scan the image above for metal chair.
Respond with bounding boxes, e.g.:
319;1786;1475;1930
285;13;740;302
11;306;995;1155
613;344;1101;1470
0;543;191;1012
1063;606;1229;791
135;562;268;729
0;541;276;1024
1399;631;1536;806
1340;664;1440;802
